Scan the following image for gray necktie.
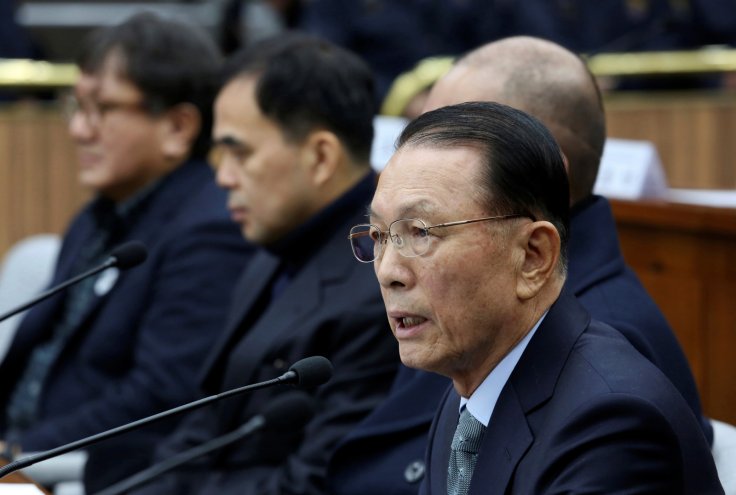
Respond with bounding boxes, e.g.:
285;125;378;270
447;407;486;495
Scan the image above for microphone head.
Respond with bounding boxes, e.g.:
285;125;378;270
288;356;333;389
108;241;148;269
261;392;316;430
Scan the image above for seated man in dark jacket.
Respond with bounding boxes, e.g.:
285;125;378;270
328;35;711;494
0;12;252;491
129;34;398;494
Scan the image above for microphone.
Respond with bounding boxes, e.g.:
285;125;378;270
280;355;333;389
0;241;148;324
94;392;316;495
0;356;332;479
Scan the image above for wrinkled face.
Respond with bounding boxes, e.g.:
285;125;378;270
212;76;314;245
68;53;169;201
371;144;525;391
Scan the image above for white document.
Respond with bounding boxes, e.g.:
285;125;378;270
0;484;47;494
594;138;668;200
667;188;736;208
371;116;409;172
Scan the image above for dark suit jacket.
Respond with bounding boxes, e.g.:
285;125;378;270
422;290;722;494
328;195;709;495
0;160;251;487
137;182;398;494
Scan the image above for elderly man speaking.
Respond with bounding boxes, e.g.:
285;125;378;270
349;101;722;494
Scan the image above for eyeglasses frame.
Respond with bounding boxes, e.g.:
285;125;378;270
348;213;535;263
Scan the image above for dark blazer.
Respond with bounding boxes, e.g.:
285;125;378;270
0;160;251;486
328;195;709;494
422;290;722;494
138;186;399;494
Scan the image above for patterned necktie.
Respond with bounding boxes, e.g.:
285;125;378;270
447;407;486;495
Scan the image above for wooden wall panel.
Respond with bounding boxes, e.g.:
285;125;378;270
605;93;736;189
0;103;87;258
611;199;736;425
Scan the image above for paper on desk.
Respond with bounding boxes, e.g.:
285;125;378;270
0;484;46;494
371;115;409;172
594;138;668;200
666;188;736;208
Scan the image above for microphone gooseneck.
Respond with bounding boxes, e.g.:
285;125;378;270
0;241;149;324
93;392;317;495
0;356;332;479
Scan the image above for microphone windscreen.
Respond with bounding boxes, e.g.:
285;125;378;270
108;241;148;269
289;356;333;388
262;392;316;430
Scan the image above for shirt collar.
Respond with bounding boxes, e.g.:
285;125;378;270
460;311;548;426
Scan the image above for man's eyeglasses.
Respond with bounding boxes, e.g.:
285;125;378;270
348;214;533;263
63;95;148;128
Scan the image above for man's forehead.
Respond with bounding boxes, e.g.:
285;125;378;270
372;145;484;220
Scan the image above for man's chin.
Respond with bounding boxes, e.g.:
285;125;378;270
398;345;433;373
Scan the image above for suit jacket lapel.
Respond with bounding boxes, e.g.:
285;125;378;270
220;217;356;388
212;229;352;430
470;386;532;495
199;249;280;391
468;289;589;493
429;391;459;494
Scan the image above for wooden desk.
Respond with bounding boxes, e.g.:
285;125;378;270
0;456;50;494
611;199;736;425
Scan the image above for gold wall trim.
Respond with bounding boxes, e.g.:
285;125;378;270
587;48;736;77
1;48;736;88
0;59;79;88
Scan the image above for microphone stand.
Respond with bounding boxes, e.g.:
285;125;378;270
0;372;298;479
93;417;265;495
0;260;116;324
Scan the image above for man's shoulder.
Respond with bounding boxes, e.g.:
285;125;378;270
511;318;719;492
564;319;680;398
519;296;692;425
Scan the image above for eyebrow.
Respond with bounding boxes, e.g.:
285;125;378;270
367;200;440;224
211;135;248;149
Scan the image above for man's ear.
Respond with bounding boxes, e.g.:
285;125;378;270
516;220;561;300
160;103;201;161
299;130;341;187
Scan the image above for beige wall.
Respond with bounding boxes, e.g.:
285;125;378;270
605;91;736;189
0;102;87;257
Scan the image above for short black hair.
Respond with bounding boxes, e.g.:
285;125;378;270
76;12;222;160
221;33;376;164
398;101;569;267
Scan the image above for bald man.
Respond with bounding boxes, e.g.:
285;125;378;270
327;36;711;495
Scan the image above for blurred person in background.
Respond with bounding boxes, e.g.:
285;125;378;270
0;12;252;491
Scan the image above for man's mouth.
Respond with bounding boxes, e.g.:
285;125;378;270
399;316;427;328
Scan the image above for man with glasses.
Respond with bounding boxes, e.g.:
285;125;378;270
329;36;713;494
0;13;251;491
354;101;720;493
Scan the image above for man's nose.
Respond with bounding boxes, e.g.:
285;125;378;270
375;237;411;290
68;111;96;142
